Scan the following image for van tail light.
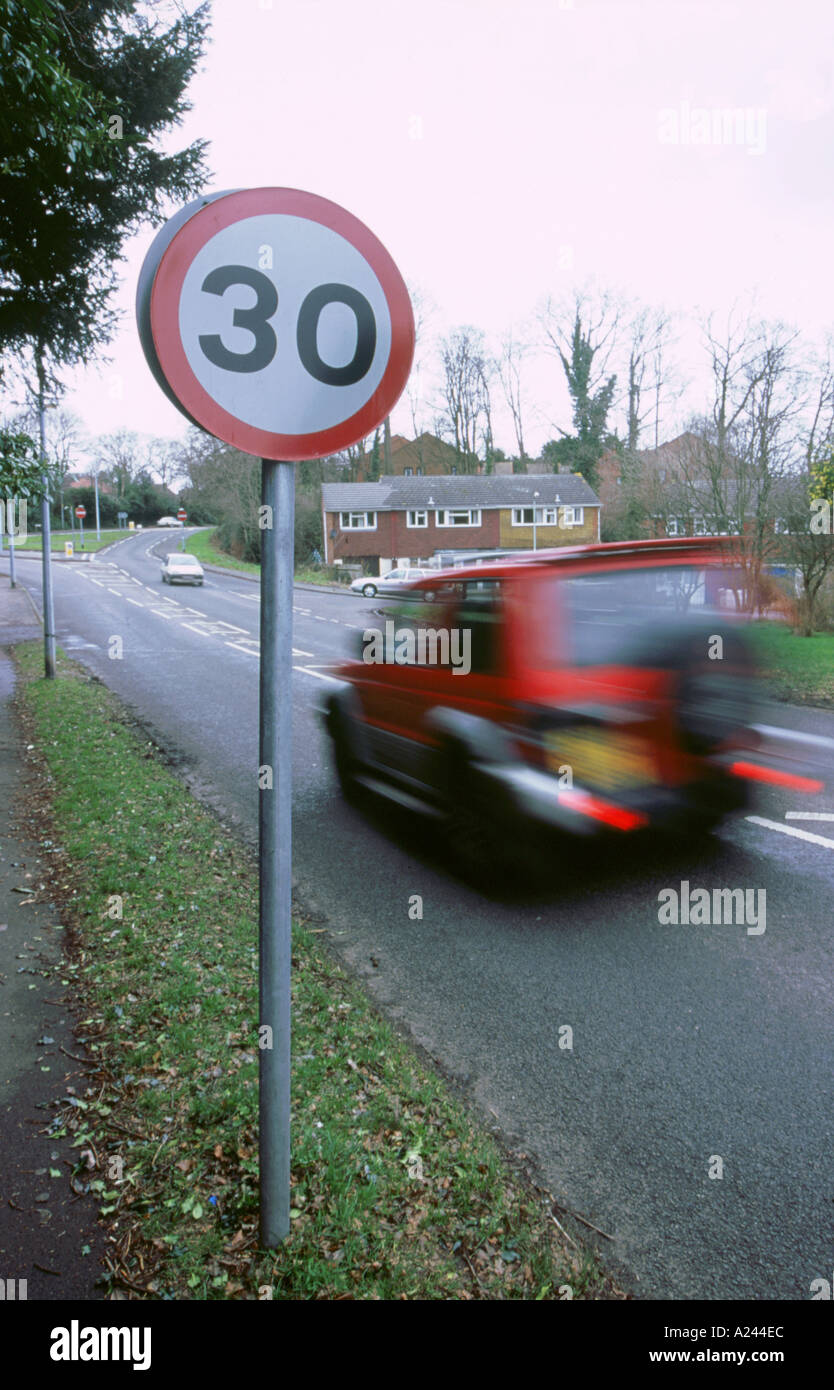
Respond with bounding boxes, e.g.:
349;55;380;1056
728;760;823;793
556;787;648;832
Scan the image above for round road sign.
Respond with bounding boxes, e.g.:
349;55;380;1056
138;188;414;461
177;508;187;521
75;505;86;518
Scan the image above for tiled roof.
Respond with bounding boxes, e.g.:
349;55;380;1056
322;473;599;512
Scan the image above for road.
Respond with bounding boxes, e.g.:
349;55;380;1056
5;529;834;1300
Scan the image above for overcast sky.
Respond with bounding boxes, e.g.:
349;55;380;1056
30;0;834;463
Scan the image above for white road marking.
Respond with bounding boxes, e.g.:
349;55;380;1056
182;607;207;616
151;608;178;619
107;587;122;596
226;641;259;656
292;647;314;657
215;620;247;633
292;665;341;684
182;623;212;637
314;615;327;622
746;815;834;851
125;597;145;608
785;811;834;821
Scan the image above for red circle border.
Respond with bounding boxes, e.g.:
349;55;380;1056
149;188;415;460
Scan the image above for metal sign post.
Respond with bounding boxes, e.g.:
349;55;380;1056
136;187;414;1249
177;507;187;550
258;458;294;1243
75;504;86;549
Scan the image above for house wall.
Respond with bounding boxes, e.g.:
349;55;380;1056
325;504;601;565
498;507;599;546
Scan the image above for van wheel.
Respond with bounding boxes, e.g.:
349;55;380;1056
443;758;512;889
331;715;365;806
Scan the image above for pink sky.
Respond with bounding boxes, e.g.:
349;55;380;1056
32;0;834;462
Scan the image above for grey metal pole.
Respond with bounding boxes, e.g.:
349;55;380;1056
38;404;56;679
259;456;294;1247
94;468;101;542
7;508;16;588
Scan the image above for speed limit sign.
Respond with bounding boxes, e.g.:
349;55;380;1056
136;188;414;1253
137;187;414;459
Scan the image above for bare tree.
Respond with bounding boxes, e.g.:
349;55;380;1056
145;436;184;492
619;305;681;451
437;326;492;473
497;327;532;466
93;428;144;496
680;311;802;608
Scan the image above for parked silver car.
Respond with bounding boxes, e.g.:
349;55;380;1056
349;566;436;599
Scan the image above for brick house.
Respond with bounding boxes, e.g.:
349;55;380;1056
322;473;601;571
356;431;461;478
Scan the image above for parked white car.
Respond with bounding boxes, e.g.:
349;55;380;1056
349;566;436;599
156;516;183;527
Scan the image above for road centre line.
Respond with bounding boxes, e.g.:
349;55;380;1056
746;815;834;851
785;811;834;821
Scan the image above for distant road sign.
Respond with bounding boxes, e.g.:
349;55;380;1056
75;506;86;518
177;508;187;521
137;187;414;460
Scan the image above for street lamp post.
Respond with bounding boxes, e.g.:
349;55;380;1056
94;466;101;542
532;490;540;552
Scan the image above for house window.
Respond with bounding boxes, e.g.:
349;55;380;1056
512;507;559;526
406;510;428;528
416;467;423;476
435;508;481;527
339;510;377;530
403;467;413;476
561;506;583;526
692;518;707;536
666;518;679;536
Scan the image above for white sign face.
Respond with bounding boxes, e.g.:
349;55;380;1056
142;188;414;461
178;215;392;436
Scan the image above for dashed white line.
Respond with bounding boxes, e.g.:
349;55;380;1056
746;815;834;851
785;811;834;821
107;587;122;596
215;620;247;633
226;641;259;656
182;623;212;637
125;597;145;607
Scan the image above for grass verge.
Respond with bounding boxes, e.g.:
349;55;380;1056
14;642;616;1301
184;528;260;577
185;529;348;588
12;528;125;553
749;621;834;707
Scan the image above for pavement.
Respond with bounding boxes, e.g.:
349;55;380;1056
0;580;106;1300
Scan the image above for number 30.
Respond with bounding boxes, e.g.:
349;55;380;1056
198;265;377;386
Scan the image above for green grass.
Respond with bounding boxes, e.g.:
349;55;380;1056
184;528;260;576
185;529;347;586
15;642;615;1301
749;621;834;706
11;527;125;553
